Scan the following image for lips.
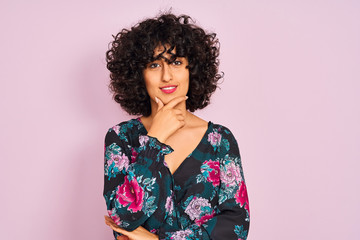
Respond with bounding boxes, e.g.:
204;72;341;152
160;85;177;94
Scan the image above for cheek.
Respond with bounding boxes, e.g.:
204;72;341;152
180;70;190;84
183;74;190;90
144;83;156;97
143;74;158;94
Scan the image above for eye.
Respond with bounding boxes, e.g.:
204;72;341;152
172;60;182;66
148;62;160;69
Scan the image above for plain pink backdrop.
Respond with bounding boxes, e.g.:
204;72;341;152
1;0;359;239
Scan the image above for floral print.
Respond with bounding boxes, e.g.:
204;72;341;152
208;131;222;149
130;147;138;163
194;211;215;226
234;225;248;240
235;181;250;216
139;135;150;147
184;197;211;220
111;125;120;135
165;195;174;215
116;177;144;213
111;152;129;170
103;118;249;239
220;160;242;187
200;160;220;187
104;143;130;180
108;209;121;225
168;229;193;240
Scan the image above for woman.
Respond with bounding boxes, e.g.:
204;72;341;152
103;13;250;240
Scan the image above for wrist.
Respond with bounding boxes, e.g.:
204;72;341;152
147;131;167;143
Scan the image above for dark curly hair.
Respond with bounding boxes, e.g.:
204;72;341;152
106;13;222;116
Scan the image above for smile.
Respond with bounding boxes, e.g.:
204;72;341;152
160;85;177;94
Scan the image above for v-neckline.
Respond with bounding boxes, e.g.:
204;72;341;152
135;117;212;176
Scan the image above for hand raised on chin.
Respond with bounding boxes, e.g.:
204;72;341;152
147;95;188;143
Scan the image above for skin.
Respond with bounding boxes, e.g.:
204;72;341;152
142;45;190;144
105;216;154;240
105;45;209;239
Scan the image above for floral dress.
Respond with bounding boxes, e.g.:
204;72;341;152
103;118;250;240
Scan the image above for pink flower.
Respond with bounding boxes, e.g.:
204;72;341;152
195;211;215;226
131;147;138;163
185;197;211;220
165;196;174;215
110;152;129;171
107;210;121;225
170;229;193;240
220;162;242;187
139;135;149;147
112;125;120;135
235;181;250;215
116;177;144;213
202;160;220;187
207;132;222;147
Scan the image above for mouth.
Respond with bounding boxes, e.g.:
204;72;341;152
160;85;177;94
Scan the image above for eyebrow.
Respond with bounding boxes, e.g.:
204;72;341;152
152;53;178;64
151;43;178;63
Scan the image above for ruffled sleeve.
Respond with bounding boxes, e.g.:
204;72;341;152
103;127;174;234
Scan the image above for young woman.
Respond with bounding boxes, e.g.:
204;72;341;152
103;13;250;240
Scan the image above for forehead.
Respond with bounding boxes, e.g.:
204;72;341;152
153;44;176;56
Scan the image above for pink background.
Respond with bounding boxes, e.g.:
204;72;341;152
1;0;359;239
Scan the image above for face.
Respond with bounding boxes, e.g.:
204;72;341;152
143;45;189;105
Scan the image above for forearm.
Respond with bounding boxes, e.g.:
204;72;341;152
104;129;174;231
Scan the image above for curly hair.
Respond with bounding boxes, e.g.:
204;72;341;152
106;13;222;116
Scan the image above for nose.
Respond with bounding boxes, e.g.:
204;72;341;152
161;62;173;82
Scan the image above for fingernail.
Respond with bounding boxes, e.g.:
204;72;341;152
155;97;159;103
185;96;188;100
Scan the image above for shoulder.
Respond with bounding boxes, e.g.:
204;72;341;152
105;118;144;145
107;118;143;135
207;122;240;155
210;122;238;142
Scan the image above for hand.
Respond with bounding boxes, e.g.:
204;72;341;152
147;95;188;143
117;235;129;240
105;216;158;240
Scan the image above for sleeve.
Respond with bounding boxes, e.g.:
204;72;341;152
103;127;174;233
159;129;250;240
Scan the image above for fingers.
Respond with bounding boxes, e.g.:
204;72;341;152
163;95;188;110
117;236;129;240
148;95;187;142
104;215;113;226
175;111;185;120
105;216;132;240
173;109;183;115
104;216;127;235
155;97;164;111
155;95;187;112
108;222;126;235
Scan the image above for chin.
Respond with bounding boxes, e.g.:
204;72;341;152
160;95;174;104
160;93;183;104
